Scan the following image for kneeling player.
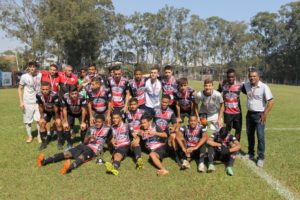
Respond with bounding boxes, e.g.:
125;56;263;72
105;111;143;176
37;115;111;174
140;115;170;176
176;115;208;172
206;127;240;176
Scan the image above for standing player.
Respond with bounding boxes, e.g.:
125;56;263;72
18;61;41;143
87;77;111;126
128;68;147;109
62;86;87;150
176;115;208;172
161;65;178;115
78;67;88;98
218;69;243;141
105;111;143;176
206;127;241;176
174;77;196;123
108;65;130;113
58;65;78;99
36;82;62;150
140;115;170;176
144;66;162;116
37;115;111;174
40;64;60;94
195;79;224;133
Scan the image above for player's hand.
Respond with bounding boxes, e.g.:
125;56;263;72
217;118;223;129
105;115;111;124
148;131;156;136
121;107;128;113
220;145;230;156
63;122;69;130
259;113;267;124
187;147;195;153
80;122;87;130
20;102;25;111
89;117;94;126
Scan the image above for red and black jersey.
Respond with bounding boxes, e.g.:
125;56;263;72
125;109;145;131
108;77;129;108
218;81;242;114
86;125;111;153
154;107;177;131
62;93;87;115
36;91;59;112
111;122;133;148
161;76;178;105
141;123;168;150
211;132;237;147
128;77;147;106
174;87;195;112
58;72;78;97
180;124;205;147
40;70;60;93
87;86;111;114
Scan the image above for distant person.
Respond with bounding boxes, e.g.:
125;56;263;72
242;68;274;168
18;61;42;143
218;69;243;141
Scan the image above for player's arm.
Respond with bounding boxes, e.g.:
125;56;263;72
229;140;241;153
123;89;131;113
194;131;208;150
18;84;24;110
150;126;168;138
175;130;187;153
175;100;181;122
218;102;224;127
193;91;200;120
87;101;94;125
260;98;274;124
206;136;221;148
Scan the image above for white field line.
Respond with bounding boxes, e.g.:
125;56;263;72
241;158;300;200
242;128;300;131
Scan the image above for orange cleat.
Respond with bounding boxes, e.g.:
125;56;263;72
60;160;71;175
37;154;45;168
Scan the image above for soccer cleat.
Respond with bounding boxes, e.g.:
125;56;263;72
226;167;234;176
105;162;119;176
136;157;144;170
38;143;47;151
198;162;206;173
182;160;191;169
37;153;45;168
207;163;216;173
257;159;264;168
60;160;71;175
157;169;169;176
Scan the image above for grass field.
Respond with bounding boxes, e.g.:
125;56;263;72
0;81;299;200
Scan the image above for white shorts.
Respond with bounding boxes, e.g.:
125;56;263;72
23;104;40;124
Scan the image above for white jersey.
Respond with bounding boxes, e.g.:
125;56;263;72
195;89;224;121
19;72;42;104
145;78;162;109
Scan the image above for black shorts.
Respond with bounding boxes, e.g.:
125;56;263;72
169;104;178;117
43;111;55;123
113;145;130;158
152;145;170;160
186;145;206;158
67;113;82;127
180;110;191;122
224;113;242;133
69;144;96;160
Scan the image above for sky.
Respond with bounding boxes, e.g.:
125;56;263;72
0;0;295;53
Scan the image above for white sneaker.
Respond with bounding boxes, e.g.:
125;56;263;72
182;160;191;169
257;159;264;168
198;162;206;172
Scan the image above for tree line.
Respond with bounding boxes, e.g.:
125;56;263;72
0;0;299;84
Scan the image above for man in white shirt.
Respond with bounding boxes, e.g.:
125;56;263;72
195;79;224;133
18;61;42;143
144;66;162;116
242;69;274;167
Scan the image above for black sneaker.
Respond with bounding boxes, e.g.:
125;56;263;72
38;143;47;151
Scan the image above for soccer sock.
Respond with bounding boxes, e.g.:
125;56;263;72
174;149;182;165
40;131;47;144
208;147;215;163
47;131;51;136
43;153;65;165
80;130;87;142
36;123;40;138
68;158;84;172
65;130;72;145
25;123;32;137
57;130;64;145
228;155;236;167
133;146;142;160
113;160;120;169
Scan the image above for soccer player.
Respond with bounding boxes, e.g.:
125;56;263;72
140;115;170;176
206;127;241;176
144;66;162;116
218;69;243;141
18;61;41;143
62;86;87;150
58;65;78;98
126;98;145;134
36;82;62;150
87;77;111;126
105;111;143;176
174;77;196;123
40;64;60;94
128;68;147;109
195;79;224;133
161;65;178;115
176;115;208;172
242;68;274;167
108;65;130;113
37;115;111;174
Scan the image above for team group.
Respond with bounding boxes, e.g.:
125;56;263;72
18;62;273;176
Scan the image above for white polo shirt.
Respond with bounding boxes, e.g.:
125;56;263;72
19;72;42;104
145;78;162;109
243;81;273;112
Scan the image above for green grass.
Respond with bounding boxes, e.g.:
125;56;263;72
0;82;299;200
